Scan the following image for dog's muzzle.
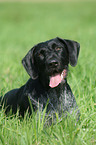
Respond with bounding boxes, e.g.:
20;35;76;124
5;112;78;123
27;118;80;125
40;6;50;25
46;59;67;88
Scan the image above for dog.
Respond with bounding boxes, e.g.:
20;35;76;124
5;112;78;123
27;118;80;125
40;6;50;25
0;37;80;122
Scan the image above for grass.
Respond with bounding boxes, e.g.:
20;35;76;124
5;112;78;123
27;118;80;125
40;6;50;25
0;1;96;144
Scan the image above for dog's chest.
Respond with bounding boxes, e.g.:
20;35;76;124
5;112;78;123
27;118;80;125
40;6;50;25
46;87;73;115
27;82;74;116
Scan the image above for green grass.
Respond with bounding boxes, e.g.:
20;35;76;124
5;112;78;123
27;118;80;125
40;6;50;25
0;1;96;144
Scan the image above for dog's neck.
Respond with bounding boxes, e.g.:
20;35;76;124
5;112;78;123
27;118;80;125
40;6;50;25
39;73;67;91
38;74;50;90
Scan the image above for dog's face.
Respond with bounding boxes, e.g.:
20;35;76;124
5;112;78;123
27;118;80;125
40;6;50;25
22;37;80;88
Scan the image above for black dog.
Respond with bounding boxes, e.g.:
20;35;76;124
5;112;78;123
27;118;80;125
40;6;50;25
0;37;80;122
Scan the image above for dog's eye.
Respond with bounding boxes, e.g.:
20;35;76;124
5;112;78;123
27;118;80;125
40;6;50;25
39;53;41;57
55;47;61;51
38;53;44;59
39;53;43;57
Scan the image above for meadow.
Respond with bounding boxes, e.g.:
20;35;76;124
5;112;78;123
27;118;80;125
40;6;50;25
0;1;96;144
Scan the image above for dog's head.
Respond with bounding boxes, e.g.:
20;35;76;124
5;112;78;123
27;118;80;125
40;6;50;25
22;37;80;88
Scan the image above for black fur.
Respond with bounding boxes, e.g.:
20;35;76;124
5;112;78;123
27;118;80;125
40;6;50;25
0;37;80;122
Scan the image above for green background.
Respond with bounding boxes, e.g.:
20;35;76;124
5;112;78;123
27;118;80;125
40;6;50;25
0;1;96;144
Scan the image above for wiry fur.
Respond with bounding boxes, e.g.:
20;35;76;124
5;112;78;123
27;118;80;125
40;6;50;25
0;37;80;123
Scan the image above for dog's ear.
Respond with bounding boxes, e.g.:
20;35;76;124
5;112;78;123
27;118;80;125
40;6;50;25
22;46;38;79
57;37;80;66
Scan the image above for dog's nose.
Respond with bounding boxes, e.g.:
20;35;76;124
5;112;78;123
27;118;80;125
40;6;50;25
48;60;59;68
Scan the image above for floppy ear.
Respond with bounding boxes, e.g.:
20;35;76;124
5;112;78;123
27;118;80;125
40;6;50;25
57;37;80;66
22;46;38;79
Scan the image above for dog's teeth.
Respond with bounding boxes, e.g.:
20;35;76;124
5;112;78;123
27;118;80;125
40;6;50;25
61;72;64;79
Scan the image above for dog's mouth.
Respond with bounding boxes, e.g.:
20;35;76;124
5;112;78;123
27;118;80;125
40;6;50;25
49;69;67;88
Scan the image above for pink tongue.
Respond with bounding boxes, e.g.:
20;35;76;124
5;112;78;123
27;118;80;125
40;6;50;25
49;74;61;88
